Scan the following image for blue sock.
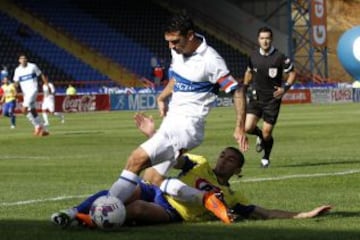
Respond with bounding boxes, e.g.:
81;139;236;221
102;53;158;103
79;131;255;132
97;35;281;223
75;190;108;214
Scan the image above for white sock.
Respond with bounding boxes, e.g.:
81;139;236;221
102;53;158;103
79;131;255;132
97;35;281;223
26;112;36;127
160;178;203;204
34;115;43;126
42;112;49;126
109;170;139;202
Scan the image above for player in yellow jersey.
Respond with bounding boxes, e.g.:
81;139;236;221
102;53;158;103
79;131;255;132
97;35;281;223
51;113;331;228
1;71;17;129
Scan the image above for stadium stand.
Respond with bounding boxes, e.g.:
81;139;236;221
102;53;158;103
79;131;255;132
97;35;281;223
1;0;249;92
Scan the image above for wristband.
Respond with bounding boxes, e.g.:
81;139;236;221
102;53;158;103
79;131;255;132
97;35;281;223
283;83;292;92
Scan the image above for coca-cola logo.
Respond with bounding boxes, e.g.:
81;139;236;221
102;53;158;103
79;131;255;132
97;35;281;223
62;95;96;112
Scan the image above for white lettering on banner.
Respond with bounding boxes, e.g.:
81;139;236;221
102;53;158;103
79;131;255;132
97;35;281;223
311;89;331;103
331;89;352;102
216;97;233;107
313;25;326;45
282;92;306;101
62;95;96;112
128;94;157;110
312;0;327;47
314;0;324;17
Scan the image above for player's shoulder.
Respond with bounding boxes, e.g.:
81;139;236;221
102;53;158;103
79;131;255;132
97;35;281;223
185;153;208;164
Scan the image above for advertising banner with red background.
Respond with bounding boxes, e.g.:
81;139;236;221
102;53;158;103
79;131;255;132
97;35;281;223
0;94;110;113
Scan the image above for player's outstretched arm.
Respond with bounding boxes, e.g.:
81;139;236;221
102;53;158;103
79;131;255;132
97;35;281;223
249;205;332;220
156;79;175;117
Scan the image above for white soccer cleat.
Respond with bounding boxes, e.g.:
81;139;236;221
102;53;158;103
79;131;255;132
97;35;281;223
260;158;270;168
51;208;77;228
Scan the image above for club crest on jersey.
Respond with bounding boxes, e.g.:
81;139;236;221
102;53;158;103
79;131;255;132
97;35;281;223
268;68;278;78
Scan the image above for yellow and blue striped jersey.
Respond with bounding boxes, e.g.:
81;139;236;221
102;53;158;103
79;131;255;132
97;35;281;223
1;83;16;103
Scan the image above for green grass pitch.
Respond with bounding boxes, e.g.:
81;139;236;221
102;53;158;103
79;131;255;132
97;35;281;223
0;103;359;240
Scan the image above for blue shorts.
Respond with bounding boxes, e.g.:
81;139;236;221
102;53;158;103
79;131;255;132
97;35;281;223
3;100;16;116
138;181;182;222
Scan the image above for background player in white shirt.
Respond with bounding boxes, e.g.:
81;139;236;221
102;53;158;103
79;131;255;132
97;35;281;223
41;76;64;126
13;53;49;136
108;13;249;223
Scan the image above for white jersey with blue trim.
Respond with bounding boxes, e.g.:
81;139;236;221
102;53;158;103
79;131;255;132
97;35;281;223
13;62;41;94
167;34;238;118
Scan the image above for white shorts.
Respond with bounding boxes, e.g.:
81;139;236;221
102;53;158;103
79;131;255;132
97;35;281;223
140;115;205;176
42;97;55;112
22;91;38;110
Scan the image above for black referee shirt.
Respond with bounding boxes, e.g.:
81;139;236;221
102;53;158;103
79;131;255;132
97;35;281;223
247;47;294;100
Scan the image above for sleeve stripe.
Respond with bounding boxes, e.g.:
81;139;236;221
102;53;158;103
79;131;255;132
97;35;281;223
217;75;238;93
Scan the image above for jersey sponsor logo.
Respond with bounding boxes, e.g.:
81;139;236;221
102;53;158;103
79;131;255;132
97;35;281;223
195;178;221;193
268;68;278;78
172;72;214;93
19;73;36;82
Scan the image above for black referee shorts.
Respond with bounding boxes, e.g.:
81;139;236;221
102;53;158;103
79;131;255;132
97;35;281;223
246;98;282;125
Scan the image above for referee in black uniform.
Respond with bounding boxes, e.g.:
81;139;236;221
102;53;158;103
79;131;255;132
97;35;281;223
243;26;296;168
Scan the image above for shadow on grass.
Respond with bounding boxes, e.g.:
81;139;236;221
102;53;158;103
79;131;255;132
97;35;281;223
0;220;359;240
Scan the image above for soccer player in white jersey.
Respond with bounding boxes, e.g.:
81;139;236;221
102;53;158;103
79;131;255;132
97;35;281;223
108;13;249;223
13;53;49;136
41;76;64;126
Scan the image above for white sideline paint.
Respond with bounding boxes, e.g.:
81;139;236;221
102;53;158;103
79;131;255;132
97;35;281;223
0;195;89;207
232;169;360;183
1;169;359;207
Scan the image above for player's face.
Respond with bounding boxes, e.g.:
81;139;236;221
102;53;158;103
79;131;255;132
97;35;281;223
214;149;242;178
258;31;272;52
165;31;193;55
18;56;28;67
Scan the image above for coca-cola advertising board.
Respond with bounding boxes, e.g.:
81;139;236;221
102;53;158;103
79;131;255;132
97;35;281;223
0;94;110;113
57;94;110;112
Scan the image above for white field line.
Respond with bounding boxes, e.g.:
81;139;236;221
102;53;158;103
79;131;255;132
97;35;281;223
0;195;90;207
1;169;359;207
231;169;360;183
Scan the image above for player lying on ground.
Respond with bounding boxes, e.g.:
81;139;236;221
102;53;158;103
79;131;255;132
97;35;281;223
51;114;331;228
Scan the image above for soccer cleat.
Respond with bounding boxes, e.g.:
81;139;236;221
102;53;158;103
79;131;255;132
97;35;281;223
255;137;264;152
10;125;15;129
75;213;96;228
203;192;232;224
260;158;270;168
61;115;65;124
39;130;50;136
51;211;73;228
34;126;50;136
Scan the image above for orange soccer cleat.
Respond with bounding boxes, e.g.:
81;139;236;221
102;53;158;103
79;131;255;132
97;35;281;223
203;192;232;224
75;213;96;228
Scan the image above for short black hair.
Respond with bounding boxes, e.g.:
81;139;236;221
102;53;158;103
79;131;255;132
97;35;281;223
257;26;273;38
225;146;245;168
165;12;194;36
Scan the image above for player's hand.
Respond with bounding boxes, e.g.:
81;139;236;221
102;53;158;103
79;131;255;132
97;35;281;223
273;86;286;99
233;127;249;152
134;112;156;138
157;100;168;117
296;205;332;219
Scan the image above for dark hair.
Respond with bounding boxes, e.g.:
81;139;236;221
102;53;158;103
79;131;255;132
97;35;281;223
257;26;273;38
165;12;194;36
18;52;27;58
225;146;245;168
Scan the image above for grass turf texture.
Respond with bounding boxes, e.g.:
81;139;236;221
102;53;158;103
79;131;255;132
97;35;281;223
0;103;359;240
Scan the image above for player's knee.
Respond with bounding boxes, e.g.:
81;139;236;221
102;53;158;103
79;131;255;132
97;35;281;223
125;148;151;174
